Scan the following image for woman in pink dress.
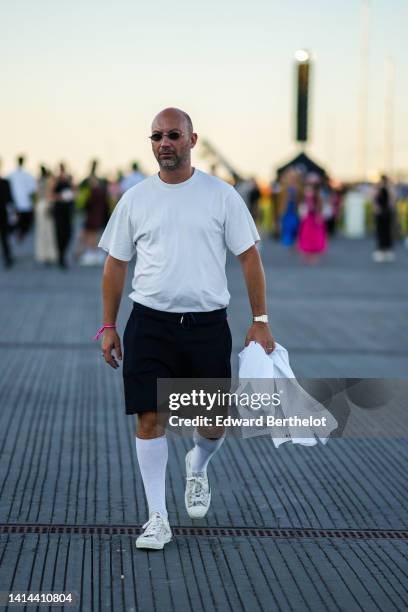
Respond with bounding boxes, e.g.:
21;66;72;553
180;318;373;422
297;182;327;264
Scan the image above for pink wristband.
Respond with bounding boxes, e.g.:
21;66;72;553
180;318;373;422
93;324;116;341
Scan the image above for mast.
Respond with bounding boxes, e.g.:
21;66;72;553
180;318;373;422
384;56;395;177
357;0;371;180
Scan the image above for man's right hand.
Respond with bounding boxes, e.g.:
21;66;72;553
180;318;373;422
101;329;122;369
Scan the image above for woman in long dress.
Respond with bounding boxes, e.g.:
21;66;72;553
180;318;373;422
35;165;58;264
297;182;327;264
278;170;301;247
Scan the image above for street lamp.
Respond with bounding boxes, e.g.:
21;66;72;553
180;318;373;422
294;49;312;144
295;49;310;63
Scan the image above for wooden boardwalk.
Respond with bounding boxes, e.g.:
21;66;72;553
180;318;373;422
0;234;407;611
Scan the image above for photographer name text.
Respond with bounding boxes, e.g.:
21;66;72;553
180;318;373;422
169;415;327;427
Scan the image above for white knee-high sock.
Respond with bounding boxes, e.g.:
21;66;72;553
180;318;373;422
190;429;225;472
135;435;168;519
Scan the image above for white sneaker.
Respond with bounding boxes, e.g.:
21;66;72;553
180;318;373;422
79;250;104;266
372;250;385;263
79;250;95;266
185;449;211;519
135;512;172;550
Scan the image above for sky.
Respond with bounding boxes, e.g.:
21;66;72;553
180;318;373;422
1;0;407;181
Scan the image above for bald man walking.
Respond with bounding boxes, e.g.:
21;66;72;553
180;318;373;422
96;108;275;550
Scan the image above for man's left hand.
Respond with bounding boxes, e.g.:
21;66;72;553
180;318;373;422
245;323;276;354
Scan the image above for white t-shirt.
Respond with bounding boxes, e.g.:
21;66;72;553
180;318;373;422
8;168;37;212
98;168;260;312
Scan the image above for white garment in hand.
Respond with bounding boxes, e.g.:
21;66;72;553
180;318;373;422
238;341;338;447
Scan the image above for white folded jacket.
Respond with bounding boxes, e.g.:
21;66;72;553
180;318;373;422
237;341;338;447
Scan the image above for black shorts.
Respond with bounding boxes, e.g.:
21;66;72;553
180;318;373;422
123;301;232;415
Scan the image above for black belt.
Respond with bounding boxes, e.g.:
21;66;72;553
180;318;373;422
132;301;227;329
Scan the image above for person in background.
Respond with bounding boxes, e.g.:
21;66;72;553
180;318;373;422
51;163;75;269
35;165;57;265
7;155;37;242
235;177;253;209
372;175;395;262
326;186;343;237
248;177;261;224
235;177;261;233
270;178;281;240
321;182;334;234
297;178;327;264
120;161;145;194
0;159;15;268
79;174;110;266
75;159;100;261
280;170;300;248
108;170;124;210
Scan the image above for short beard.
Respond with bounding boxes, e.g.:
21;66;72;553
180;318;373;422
158;156;181;170
156;148;189;171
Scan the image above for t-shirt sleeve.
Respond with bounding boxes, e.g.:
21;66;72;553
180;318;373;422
224;187;260;255
98;193;136;261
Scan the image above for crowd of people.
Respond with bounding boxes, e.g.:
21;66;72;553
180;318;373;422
0;154;404;271
269;169;343;264
234;169;344;264
0;157;145;269
268;169;401;265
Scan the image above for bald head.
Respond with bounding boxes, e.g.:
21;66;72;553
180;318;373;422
151;107;194;135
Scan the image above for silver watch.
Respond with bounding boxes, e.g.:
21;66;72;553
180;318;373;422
253;315;268;323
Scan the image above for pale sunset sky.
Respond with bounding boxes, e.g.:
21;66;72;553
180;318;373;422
1;0;407;181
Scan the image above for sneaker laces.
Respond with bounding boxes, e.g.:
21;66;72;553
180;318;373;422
187;473;209;506
142;512;165;537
